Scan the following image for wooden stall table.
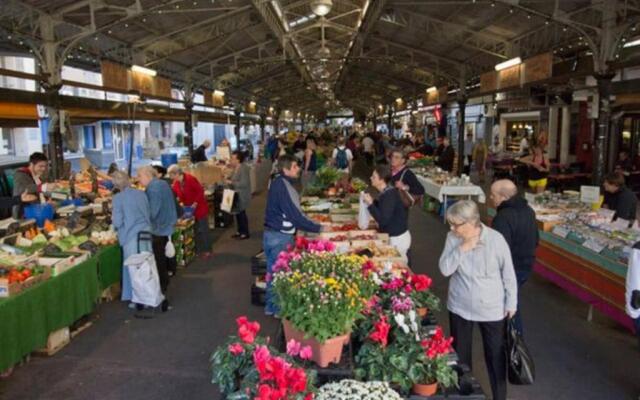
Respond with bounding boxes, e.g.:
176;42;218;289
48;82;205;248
96;244;122;290
416;174;486;222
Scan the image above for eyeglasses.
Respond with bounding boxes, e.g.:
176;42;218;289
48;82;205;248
448;221;467;229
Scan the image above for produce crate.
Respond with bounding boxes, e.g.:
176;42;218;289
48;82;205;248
38;251;90;276
251;251;267;276
34;327;70;356
0;265;51;298
250;283;266;306
330;214;357;223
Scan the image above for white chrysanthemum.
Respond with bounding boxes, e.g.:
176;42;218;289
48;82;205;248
316;380;403;400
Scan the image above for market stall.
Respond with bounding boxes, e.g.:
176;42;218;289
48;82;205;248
488;191;635;332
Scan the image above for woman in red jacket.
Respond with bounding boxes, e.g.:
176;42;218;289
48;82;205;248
167;165;211;259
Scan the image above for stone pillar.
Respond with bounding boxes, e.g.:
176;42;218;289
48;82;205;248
560;106;571;165
548;106;559;160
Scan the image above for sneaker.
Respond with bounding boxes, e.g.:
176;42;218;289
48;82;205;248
161;299;170;313
231;233;242;239
128;302;137;310
238;234;250;240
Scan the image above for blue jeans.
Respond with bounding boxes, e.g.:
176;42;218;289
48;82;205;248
263;230;293;314
513;268;531;336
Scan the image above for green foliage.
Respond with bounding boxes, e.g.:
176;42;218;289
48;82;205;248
314;166;342;189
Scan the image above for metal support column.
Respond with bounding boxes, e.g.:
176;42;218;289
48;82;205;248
234;110;241;149
184;101;194;158
260;114;266;143
457;97;468;176
387;109;393;135
594;73;615;185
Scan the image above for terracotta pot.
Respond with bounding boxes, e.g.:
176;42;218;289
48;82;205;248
282;319;349;368
417;307;428;318
412;382;438;396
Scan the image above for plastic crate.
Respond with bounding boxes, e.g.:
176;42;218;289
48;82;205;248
251;284;266;306
251;251;267;276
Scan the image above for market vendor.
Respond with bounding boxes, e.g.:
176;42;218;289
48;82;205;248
263;154;325;316
389;149;425;206
363;165;411;262
603;172;637;223
167;165;211;259
435;136;455;172
191;139;211;164
12;152;58;198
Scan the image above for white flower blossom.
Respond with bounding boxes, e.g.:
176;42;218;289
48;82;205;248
371;272;383;286
316;380;403;400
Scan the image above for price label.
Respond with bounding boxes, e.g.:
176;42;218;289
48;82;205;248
582;238;605;253
552;225;569;238
580;185;601;204
597;208;616;222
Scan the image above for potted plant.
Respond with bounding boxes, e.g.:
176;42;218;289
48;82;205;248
315;380;404;400
272;251;375;367
411;326;457;396
210;316;316;399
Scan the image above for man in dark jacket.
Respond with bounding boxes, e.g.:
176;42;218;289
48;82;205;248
490;179;539;336
191;139;211;163
435;136;455;172
603;172;637;223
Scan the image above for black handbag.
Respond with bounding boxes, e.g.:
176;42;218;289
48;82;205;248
506;318;535;385
631;289;640;309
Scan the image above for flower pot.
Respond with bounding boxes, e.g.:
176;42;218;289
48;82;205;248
412;382;438;396
282;319;348;368
417;307;428;318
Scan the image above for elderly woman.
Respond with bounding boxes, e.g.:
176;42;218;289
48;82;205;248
363;165;411;262
111;170;152;305
228;150;252;239
439;200;517;400
167;165;211;258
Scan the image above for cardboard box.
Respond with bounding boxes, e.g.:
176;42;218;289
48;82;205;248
38;251;90;276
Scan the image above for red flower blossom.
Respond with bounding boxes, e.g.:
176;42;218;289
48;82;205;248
412;274;433;292
236;316;260;344
228;342;244;356
361;260;376;276
421;326;454;359
381;277;404;291
369;315;391;347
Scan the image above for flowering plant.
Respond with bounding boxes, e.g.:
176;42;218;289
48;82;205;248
272;252;376;343
415;326;457;387
371;269;440;313
210;316;316;399
315;380;403;400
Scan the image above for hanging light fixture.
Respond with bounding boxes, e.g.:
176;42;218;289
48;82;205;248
310;0;332;16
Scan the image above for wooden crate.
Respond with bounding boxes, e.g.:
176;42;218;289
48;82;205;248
34;327;70;356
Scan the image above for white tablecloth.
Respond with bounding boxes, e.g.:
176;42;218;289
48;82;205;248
416;175;486;204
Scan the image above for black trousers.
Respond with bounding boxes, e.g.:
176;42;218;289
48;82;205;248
449;312;507;400
151;235;170;293
235;210;249;236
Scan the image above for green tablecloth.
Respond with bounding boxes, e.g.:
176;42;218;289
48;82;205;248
0;257;99;371
97;245;122;290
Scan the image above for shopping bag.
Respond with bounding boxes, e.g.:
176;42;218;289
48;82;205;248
358;192;371;230
165;236;176;258
124;252;165;308
506;318;535;385
221;188;236;213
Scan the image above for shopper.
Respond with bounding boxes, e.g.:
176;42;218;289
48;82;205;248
602;171;637;223
111;171;153;305
332;137;353;174
167;165;212;259
472;138;489;182
228;150;251;239
439;200;517;400
137;166;177;311
302;137;318;189
626;242;640;348
389;149;425;206
363;165;411;262
615;150;634;177
490;179;538;336
191;139;211;163
362;133;375;166
463;132;474;175
152;165;180;276
435;136;455;172
520;145;550;193
263;154;324;316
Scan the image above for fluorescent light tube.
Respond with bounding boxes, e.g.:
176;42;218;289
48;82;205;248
131;65;157;76
495;57;522;71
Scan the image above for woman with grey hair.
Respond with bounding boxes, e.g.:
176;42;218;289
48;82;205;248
111;170;153;305
439;200;517;400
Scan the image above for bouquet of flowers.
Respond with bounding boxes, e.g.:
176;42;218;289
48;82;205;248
272;252;376;343
210;316;316;399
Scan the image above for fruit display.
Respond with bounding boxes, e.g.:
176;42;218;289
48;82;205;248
309;214;332;223
89;228;118;246
352;245;400;258
330;223;358;232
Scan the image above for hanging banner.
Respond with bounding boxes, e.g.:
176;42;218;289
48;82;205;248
101;60;129;91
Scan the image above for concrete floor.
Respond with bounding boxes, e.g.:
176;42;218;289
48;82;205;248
1;169;639;400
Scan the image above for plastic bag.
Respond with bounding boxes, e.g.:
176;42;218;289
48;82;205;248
124;252;164;308
221;189;236;213
165;237;175;258
506;318;535;385
358;192;371;230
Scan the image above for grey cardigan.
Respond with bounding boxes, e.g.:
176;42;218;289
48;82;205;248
231;163;251;212
439;224;518;322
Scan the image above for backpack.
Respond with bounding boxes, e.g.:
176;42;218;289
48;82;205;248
335;148;349;169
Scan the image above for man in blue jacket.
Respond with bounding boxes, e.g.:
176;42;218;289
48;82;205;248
263;154;324;316
138;166;178;311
